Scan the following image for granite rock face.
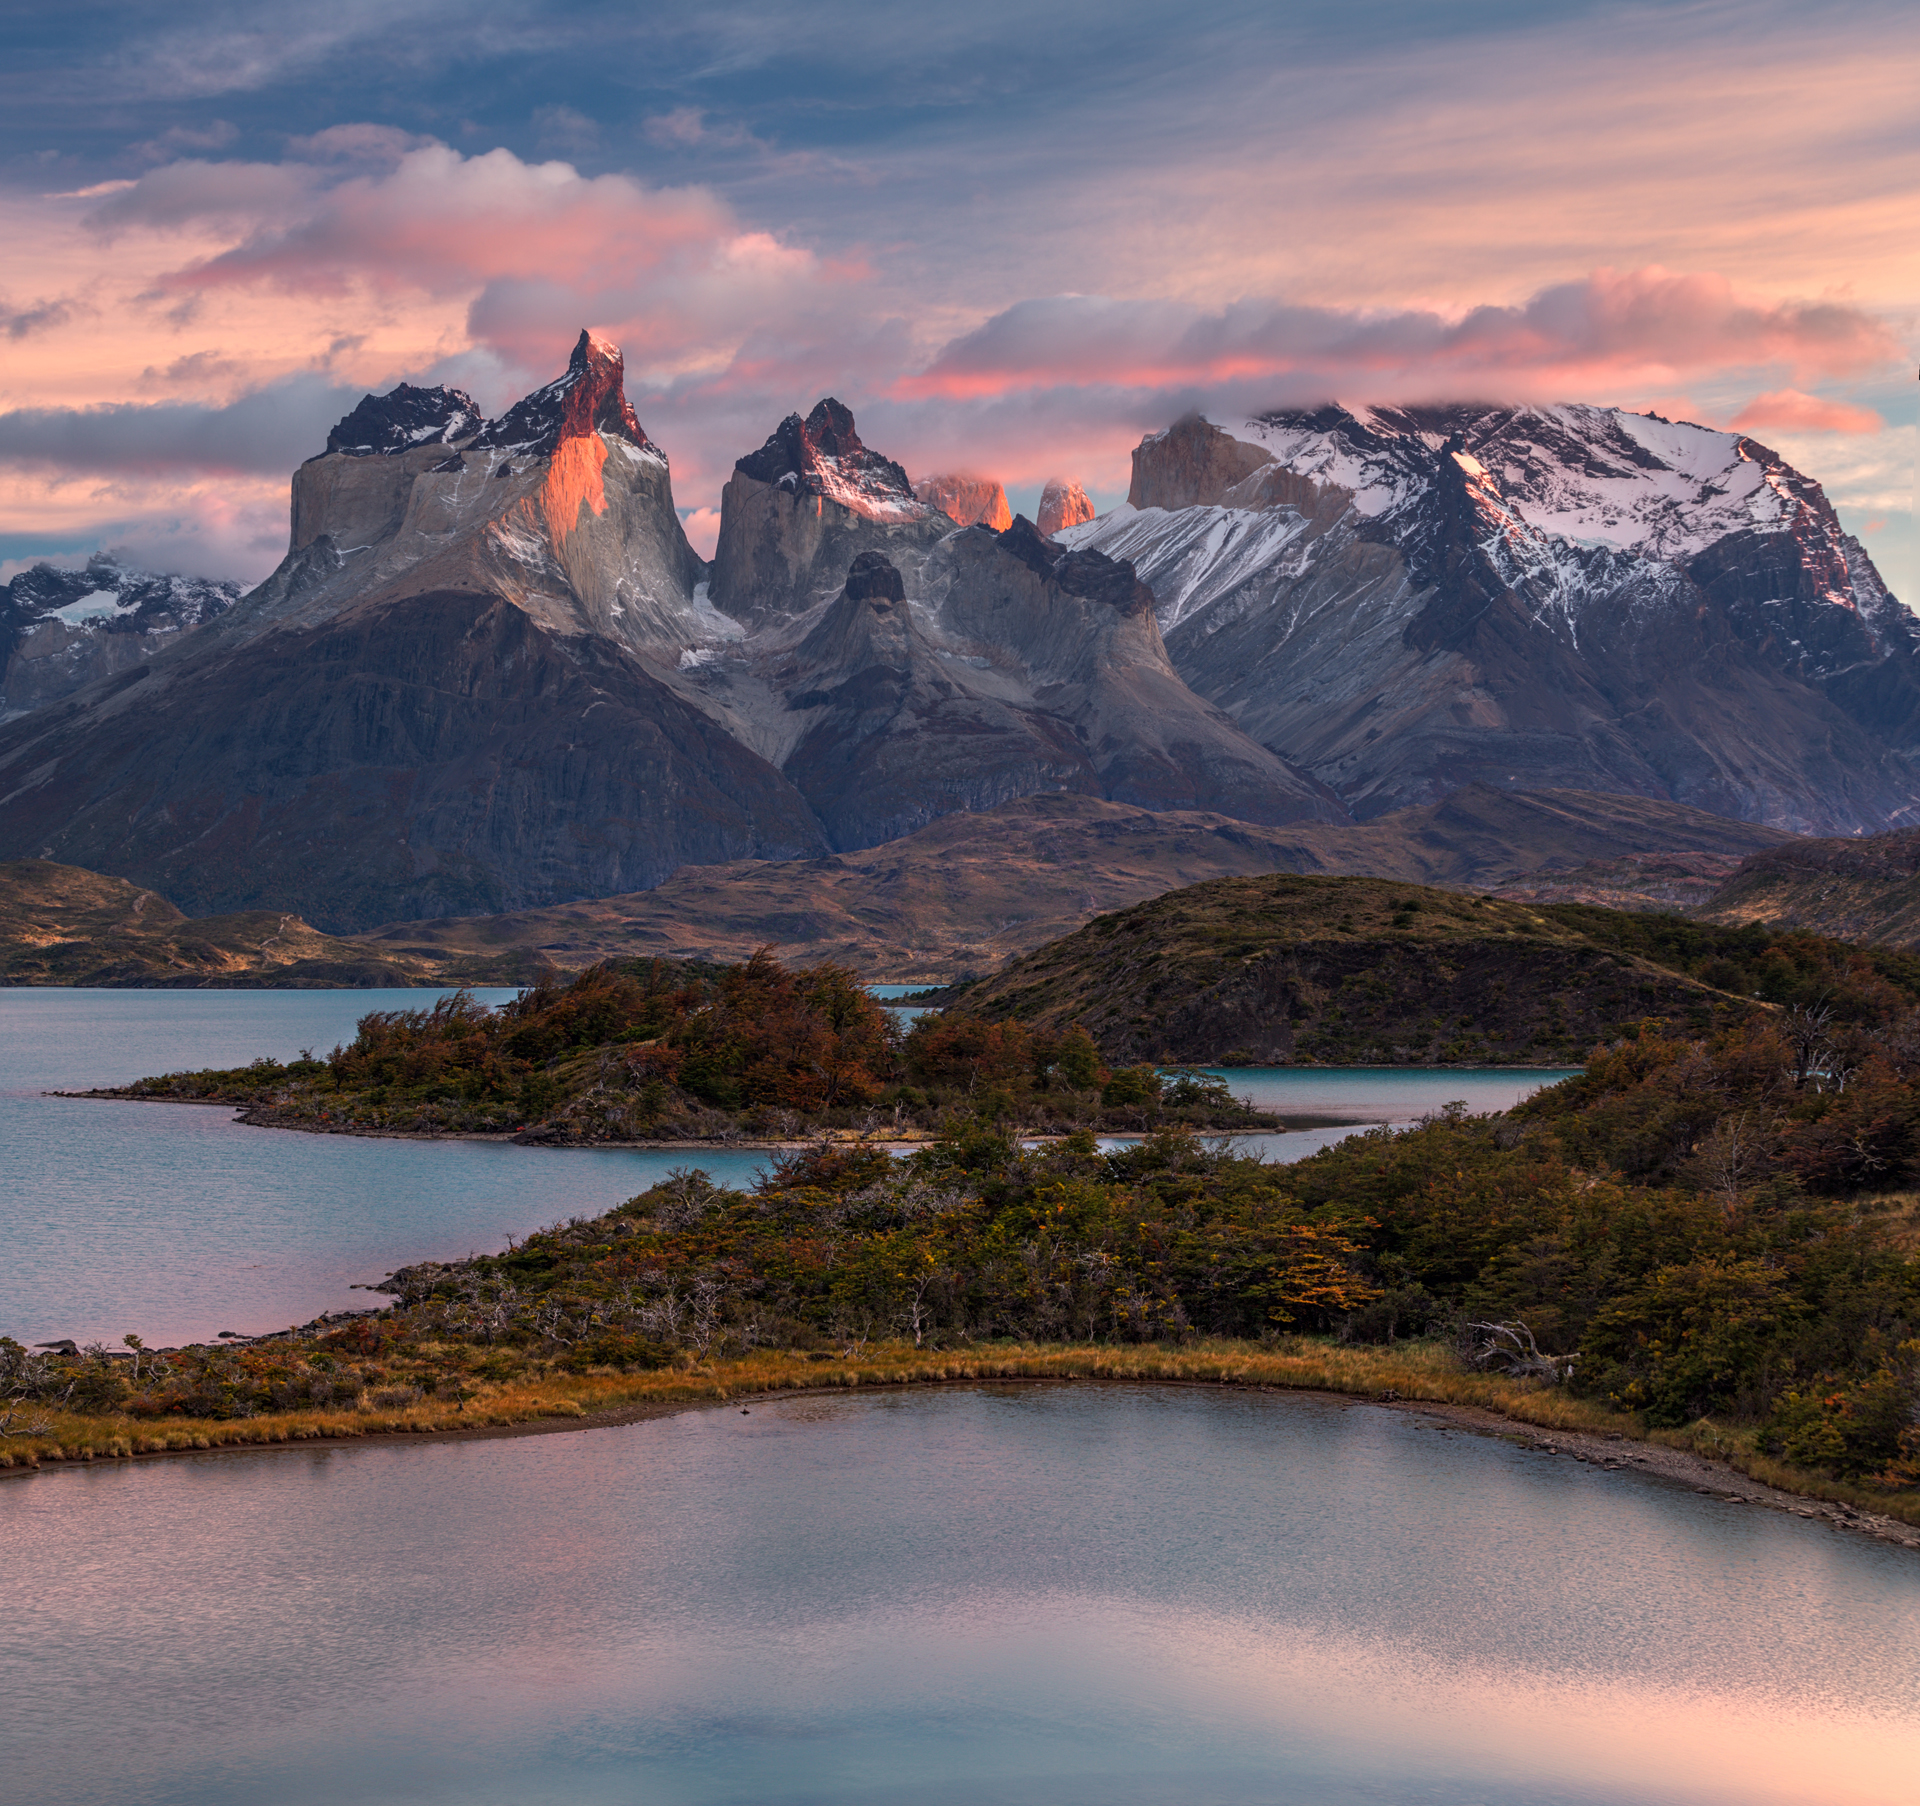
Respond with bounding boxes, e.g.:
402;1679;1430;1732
0;556;241;723
0;335;823;928
707;398;954;630
913;472;1013;530
1037;478;1095;537
707;521;1344;852
1064;403;1920;834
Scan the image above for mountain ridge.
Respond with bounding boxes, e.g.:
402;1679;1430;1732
1065;403;1920;834
0;363;1910;932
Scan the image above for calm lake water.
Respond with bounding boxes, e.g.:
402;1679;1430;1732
1;989;1571;1348
6;1384;1917;1806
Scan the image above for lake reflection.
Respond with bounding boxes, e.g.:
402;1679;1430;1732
5;1385;1916;1805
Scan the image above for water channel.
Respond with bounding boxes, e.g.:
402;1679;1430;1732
0;989;1573;1347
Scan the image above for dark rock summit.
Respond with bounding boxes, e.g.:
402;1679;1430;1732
472;330;650;456
842;549;907;605
324;383;483;457
735;398;914;506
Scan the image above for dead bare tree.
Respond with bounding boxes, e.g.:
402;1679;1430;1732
1785;1002;1834;1089
1461;1320;1574;1383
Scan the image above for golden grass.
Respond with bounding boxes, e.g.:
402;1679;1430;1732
1852;1190;1920;1254
4;1338;1915;1529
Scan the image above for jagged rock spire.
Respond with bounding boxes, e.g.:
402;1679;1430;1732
474;330;651;456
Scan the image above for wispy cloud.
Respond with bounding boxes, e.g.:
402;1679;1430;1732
1732;389;1886;435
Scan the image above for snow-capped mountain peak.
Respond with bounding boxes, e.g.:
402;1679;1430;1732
324;383;483;457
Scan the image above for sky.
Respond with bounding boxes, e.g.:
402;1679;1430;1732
1;0;1916;589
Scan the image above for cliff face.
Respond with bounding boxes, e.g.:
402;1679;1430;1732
913;472;1013;530
254;330;710;658
1066;403;1920;834
707;398;954;629
1037;478;1095;537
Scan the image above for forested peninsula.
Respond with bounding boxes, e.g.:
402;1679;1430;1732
76;954;1280;1142
12;958;1920;1531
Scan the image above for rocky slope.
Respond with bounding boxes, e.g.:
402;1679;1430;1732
1;555;240;722
683;514;1344;850
361;785;1789;981
912;472;1012;530
1062;406;1920;834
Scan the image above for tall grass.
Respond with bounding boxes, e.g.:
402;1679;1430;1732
5;1336;1915;1529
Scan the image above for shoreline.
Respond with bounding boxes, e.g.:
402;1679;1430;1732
5;1361;1915;1552
41;1091;1353;1148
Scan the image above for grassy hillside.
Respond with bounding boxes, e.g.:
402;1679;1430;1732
1701;829;1920;950
946;873;1920;1066
0;859;444;987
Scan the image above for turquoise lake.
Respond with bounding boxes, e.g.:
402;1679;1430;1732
3;990;1916;1804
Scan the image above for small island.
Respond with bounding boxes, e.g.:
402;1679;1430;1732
70;952;1294;1144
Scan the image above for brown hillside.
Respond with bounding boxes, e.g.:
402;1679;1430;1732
361;786;1791;982
0;860;435;987
945;873;1766;1066
1701;829;1920;949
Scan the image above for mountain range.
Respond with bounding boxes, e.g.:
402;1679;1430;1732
1068;406;1920;832
0;334;1912;934
1;555;240;723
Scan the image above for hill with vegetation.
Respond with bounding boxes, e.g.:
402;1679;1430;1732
81;954;1278;1142
1699;828;1920;950
0;859;447;987
357;785;1789;980
943;873;1920;1066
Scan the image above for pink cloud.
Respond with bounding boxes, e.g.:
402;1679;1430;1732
88;142;841;397
1732;388;1884;434
4;132;1907;587
679;506;721;559
900;269;1902;404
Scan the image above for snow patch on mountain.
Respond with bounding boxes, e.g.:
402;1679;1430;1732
736;398;934;524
